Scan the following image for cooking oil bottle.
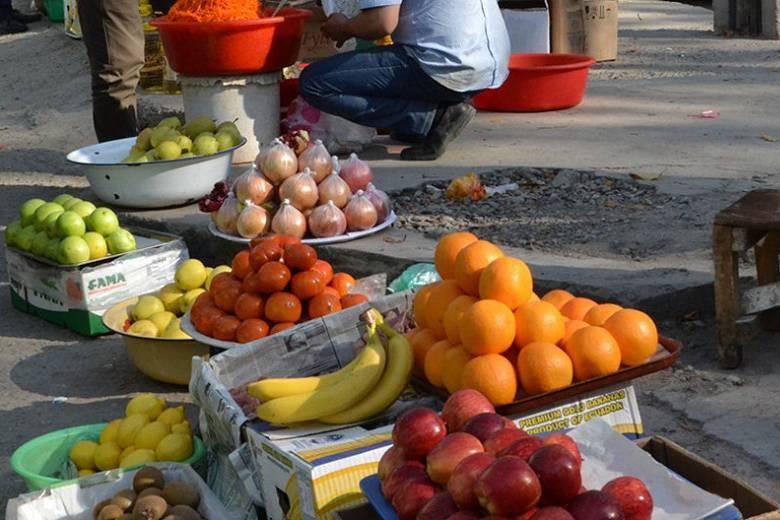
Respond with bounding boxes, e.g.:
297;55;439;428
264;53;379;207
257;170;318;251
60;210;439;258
162;44;181;95
139;0;164;92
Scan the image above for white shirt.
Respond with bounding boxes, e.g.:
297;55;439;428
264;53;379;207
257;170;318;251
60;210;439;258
358;0;511;93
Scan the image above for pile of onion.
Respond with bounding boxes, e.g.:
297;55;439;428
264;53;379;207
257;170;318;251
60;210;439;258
298;140;332;183
236;202;270;238
308;200;347;238
344;190;378;231
271;199;307;238
279;168;318;211
256;139;298;185
339;153;373;193
233;168;274;205
364;183;392;223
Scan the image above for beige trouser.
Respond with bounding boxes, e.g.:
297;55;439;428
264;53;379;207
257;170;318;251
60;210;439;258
77;0;144;142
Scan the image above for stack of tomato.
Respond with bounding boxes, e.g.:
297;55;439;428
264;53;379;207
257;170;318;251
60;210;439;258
190;235;369;343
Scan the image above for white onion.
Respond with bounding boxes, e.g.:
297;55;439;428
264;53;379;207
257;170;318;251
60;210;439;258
236;202;270;238
298;139;332;183
318;171;352;208
308;200;347;238
278;168;318;211
364;182;392;223
256;138;298;185
215;194;242;235
344;190;378;231
339;153;373;193
233;168;274;205
271;199;307;238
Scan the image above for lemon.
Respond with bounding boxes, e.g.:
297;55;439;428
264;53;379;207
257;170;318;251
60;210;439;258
78;469;95;477
126;394;164;420
94;442;121;471
69;440;98;470
155;433;193;462
205;265;231;290
158;406;185;426
161;318;190;339
120;448;157;468
128;320;158;337
132;295;165;321
149;311;176;333
117;414;150;448
175;259;208;291
121;446;136;460
180;288;206;314
171;421;191;435
99;419;122;445
134;421;171;450
159;283;185;315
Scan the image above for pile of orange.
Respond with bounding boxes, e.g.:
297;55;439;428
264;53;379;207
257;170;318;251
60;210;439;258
191;235;368;343
410;231;660;406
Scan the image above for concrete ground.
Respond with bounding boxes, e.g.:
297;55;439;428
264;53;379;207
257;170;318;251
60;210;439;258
1;0;780;514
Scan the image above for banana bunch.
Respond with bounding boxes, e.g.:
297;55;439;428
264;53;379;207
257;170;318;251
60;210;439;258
249;310;413;425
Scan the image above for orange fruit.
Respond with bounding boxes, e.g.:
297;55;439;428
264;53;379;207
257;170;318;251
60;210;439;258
454;240;504;296
603;309;659;366
249;240;283;271
256;261;292;294
410;328;439;376
443;295;478;345
341;293;369;309
424;339;453;388
527;292;540;303
291;270;326;301
435;231;478;279
517;342;573;395
542;289;574;310
234;293;264;320
442;346;474;393
212;315;241;342
478;257;533;310
513;300;565;349
413;283;435;329
405;327;422;344
213;280;242;314
308;293;342;318
559;319;589;352
584;303;623;326
265;292;303;323
566;326;622;381
270;322;296;335
560;297;598;321
331;273;357;297
459;299;516;355
311;260;334;285
423;280;464;339
231;250;253;280
192;306;224;337
236;319;270;343
283;243;318;271
461;354;517;406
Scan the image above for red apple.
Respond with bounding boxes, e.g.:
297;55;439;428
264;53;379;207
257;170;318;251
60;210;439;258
567;491;625;520
485;428;530;456
378;446;406;481
542;434;582;465
417;492;460;520
500;436;544;461
442;389;495;432
447;513;483;520
447;452;496;509
392;479;438;520
602;477;653;520
528;445;582;505
463;413;512;443
427;432;484;484
476;456;542;516
531;506;576;520
381;461;427;501
392;407;447;460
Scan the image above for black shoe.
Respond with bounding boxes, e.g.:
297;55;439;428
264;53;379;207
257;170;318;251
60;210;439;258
0;17;28;35
390;131;426;144
13;9;42;23
400;103;476;161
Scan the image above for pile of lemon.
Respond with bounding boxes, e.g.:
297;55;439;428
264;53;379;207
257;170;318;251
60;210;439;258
69;394;195;476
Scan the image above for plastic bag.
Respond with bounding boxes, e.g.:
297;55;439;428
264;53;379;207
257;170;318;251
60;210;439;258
282;96;376;154
388;263;441;293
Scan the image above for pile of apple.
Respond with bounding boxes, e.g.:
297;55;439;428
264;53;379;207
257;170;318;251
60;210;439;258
380;389;653;520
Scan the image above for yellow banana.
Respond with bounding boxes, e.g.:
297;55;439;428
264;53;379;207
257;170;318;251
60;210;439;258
320;319;413;424
256;325;387;424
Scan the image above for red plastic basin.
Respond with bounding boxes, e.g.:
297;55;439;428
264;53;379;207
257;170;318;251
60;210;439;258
474;53;596;113
151;8;313;76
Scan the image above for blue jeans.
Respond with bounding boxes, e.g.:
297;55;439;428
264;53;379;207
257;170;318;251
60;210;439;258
299;45;474;138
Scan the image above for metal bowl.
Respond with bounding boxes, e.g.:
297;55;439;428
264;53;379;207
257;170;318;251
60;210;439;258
67;137;245;209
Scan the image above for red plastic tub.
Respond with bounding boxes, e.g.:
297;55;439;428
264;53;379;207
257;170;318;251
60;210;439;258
151;8;313;76
474;53;596;113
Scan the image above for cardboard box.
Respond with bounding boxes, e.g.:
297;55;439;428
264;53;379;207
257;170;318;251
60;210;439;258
298;5;340;62
6;228;187;336
549;0;618;61
500;0;551;54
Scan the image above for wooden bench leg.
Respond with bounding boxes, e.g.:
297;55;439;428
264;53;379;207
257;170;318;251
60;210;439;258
756;231;780;331
713;224;743;368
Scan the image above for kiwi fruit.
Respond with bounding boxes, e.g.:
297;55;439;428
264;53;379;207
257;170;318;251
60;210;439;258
132;495;168;520
93;499;112;519
133;467;165;493
138;487;163;499
162;505;202;520
97;504;125;520
162;482;200;509
112;489;137;511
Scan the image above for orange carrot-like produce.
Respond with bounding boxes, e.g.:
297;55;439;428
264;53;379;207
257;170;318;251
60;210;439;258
168;0;262;22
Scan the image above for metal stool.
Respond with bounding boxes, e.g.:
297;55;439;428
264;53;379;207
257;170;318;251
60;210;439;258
713;190;780;368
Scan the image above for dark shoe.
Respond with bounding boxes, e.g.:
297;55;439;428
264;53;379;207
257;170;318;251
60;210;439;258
13;9;42;23
0;17;28;35
390;131;426;144
400;103;476;161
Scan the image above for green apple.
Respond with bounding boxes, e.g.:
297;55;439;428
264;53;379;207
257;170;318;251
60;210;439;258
159;284;185;315
135;128;154;151
15;225;38;251
162;318;190;339
193;134;218;156
132;295;165;321
183;116;216;138
52;194;74;206
31;231;50;257
58;236;91;265
86;207;119;237
180;152;195;159
19;198;46;226
62;198;82;210
4;221;22;246
217;120;239;134
56;211;86;238
176;135;192;153
83;232;108;259
33;202;64;231
157;116;182;130
128;320;159;338
156;141;182;161
150;127;179;148
149;310;176;332
45;211;63;238
106;228;136;255
44;238;60;260
70;201;96;219
215;131;236;151
175;259;208;291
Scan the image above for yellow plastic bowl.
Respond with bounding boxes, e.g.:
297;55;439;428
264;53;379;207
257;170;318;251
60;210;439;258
103;297;209;386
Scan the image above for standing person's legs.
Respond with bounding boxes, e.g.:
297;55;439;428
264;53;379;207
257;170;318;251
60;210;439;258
0;0;28;34
299;46;470;142
78;0;144;142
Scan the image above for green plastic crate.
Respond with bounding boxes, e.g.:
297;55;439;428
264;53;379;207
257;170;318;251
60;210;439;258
45;0;64;22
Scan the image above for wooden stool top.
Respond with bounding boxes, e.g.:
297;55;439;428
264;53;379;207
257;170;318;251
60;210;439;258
715;190;780;231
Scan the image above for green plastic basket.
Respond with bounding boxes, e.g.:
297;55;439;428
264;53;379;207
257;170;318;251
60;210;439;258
45;0;64;22
10;423;206;491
